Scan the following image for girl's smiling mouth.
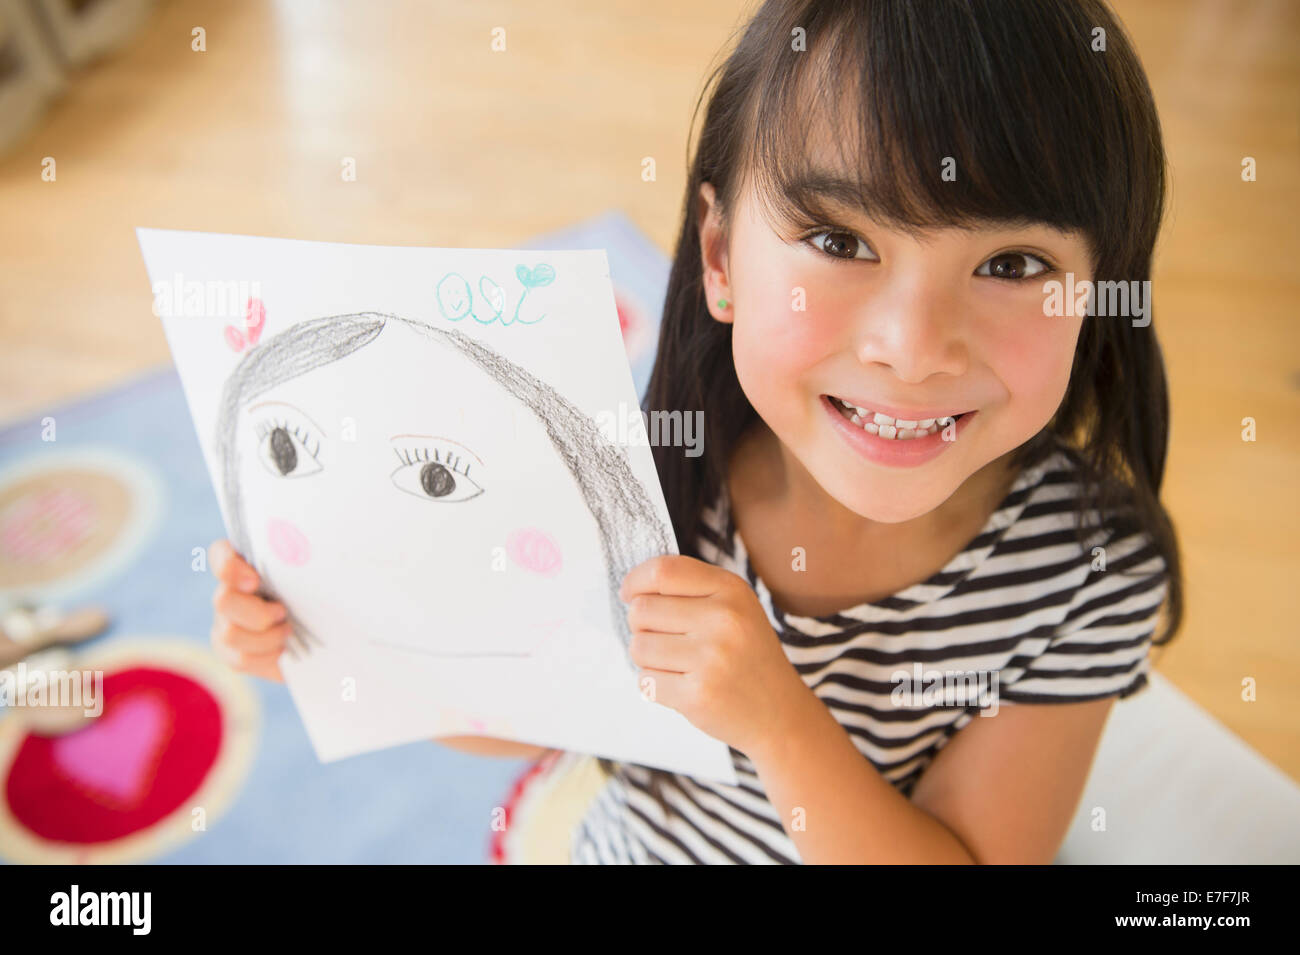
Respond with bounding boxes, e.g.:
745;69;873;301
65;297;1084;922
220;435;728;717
820;394;978;468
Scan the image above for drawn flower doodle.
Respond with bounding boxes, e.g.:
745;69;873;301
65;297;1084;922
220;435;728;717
435;263;554;327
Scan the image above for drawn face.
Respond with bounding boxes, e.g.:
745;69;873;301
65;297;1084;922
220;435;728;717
718;170;1091;524
233;319;610;658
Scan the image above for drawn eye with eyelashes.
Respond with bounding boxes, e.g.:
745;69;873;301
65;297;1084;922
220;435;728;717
390;440;485;503
252;409;324;479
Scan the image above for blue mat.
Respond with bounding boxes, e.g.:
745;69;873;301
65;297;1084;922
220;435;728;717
0;210;669;863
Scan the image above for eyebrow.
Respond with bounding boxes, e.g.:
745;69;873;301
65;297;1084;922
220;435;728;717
777;172;873;224
246;400;329;438
787;172;870;208
780;172;1076;242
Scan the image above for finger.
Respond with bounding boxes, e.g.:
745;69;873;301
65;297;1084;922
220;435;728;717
212;617;294;654
244;654;285;683
628;629;698;673
620;554;727;599
213;583;288;631
214;638;284;683
635;668;689;708
211;539;260;593
625;594;708;635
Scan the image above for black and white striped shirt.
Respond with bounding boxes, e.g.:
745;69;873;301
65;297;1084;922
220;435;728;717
570;440;1169;864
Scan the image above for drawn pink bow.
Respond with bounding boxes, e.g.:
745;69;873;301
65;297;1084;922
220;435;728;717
225;298;266;352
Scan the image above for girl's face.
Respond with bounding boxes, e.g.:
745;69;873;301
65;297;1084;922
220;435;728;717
705;179;1093;523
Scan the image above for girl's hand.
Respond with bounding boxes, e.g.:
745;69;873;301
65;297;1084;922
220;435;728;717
621;555;809;756
209;538;293;683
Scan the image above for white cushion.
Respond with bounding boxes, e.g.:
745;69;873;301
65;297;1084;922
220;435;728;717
1056;671;1300;863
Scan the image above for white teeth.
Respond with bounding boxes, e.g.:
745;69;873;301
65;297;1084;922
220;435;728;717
831;395;966;441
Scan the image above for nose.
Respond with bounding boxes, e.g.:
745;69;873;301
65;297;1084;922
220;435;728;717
853;273;968;382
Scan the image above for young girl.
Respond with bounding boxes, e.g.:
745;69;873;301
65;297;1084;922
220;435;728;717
210;0;1182;864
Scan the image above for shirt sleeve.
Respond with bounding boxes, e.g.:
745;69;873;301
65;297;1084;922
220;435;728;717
999;524;1169;704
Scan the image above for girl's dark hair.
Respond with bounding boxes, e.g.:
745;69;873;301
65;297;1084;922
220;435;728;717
603;0;1183;790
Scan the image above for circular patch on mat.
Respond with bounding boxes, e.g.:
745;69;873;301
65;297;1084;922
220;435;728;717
0;448;164;602
0;639;258;863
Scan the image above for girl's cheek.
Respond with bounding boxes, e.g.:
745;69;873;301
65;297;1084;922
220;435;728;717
267;518;311;566
734;291;842;374
986;314;1081;427
732;296;842;424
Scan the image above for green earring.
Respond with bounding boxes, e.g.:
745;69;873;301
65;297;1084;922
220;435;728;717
717;298;729;309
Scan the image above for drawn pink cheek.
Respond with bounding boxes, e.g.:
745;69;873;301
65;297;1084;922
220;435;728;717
506;528;562;577
266;518;310;566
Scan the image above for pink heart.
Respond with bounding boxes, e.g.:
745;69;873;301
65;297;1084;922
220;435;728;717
50;690;171;807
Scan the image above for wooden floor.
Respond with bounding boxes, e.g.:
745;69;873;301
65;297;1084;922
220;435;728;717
1;0;1296;779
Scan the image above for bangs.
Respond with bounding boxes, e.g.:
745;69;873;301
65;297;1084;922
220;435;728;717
732;0;1160;270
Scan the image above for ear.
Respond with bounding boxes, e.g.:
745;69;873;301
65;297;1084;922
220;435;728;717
696;181;733;325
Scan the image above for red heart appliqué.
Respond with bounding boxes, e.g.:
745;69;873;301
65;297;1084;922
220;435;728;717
5;666;223;845
50;688;172;809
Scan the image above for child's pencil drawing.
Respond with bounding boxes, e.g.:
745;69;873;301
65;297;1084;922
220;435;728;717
212;312;670;661
139;228;736;781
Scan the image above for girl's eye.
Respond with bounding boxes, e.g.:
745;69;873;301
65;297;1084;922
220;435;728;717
976;251;1053;281
391;445;484;503
256;422;323;478
806;230;878;262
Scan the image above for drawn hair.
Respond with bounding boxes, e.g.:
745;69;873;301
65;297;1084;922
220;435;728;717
621;0;1185;793
213;311;671;658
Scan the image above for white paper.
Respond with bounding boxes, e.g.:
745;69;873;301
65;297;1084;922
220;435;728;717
137;228;736;784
